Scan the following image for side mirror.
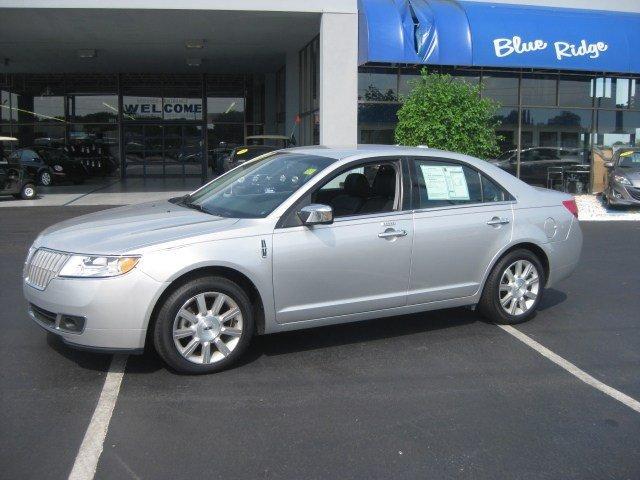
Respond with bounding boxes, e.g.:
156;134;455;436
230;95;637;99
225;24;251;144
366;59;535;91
297;204;333;226
604;162;614;169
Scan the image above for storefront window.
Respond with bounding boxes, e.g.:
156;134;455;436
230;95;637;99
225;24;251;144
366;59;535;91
521;74;557;106
494;108;520;153
522;108;591;150
594;110;640;148
68;95;118;123
558;75;593;108
358;103;399;144
358;68;398;101
593;77;631;109
207;97;245;123
481;72;519;105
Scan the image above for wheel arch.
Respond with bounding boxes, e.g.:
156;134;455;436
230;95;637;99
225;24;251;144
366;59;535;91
145;266;266;348
480;241;551;296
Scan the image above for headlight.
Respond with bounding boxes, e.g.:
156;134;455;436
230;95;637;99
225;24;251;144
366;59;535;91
53;164;63;172
59;255;140;278
613;174;631;185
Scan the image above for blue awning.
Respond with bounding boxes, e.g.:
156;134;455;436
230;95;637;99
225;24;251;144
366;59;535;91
358;0;640;74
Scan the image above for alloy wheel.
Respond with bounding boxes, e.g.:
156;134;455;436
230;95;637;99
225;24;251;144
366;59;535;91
498;260;540;316
40;171;52;186
172;291;243;364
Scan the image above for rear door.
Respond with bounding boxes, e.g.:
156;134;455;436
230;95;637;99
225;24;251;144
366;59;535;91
408;157;514;305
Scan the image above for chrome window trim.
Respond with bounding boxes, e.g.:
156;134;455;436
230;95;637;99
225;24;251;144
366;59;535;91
412;200;517;215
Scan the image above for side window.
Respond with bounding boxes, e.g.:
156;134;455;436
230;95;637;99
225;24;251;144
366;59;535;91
414;159;509;208
312;161;398;217
481;175;507;203
414;159;482;208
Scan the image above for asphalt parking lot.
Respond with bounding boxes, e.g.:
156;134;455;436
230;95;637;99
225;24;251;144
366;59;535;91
1;206;639;480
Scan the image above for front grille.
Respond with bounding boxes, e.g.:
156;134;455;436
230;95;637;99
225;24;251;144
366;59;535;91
25;249;69;290
627;187;640;201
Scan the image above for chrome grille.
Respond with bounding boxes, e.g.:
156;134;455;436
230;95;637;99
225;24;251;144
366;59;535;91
25;249;69;290
627;187;640;201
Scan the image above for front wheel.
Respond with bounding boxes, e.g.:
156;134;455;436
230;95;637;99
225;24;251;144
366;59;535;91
19;183;37;200
153;276;254;374
478;249;545;325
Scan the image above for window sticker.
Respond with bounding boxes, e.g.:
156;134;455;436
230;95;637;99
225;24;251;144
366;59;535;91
420;165;470;201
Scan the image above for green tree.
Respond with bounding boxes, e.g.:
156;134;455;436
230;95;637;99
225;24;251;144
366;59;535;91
395;69;502;158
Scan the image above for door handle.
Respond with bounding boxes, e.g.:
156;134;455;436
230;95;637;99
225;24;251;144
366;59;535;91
486;217;510;226
378;229;407;239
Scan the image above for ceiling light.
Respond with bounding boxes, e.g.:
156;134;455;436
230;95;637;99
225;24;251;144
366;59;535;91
186;58;202;67
185;40;205;49
77;49;96;59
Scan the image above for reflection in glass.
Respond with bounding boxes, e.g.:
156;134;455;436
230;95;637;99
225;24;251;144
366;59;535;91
593;77;631;109
521;74;556;106
68;95;118;123
207;97;245;123
558;75;593;108
594;110;640;148
482;72;519;105
358;103;400;144
358;69;398;101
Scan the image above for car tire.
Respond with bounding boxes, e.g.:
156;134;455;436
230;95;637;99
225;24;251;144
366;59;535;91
478;249;545;325
38;169;53;186
153;276;254;374
18;183;37;200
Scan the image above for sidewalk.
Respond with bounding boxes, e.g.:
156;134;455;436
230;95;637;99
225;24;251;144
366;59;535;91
0;177;202;208
575;194;640;221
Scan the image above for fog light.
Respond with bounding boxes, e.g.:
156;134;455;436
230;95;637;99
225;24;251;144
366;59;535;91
59;315;86;333
613;190;623;199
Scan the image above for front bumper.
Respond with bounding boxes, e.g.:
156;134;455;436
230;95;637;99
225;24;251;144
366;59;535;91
24;268;166;351
607;183;640;205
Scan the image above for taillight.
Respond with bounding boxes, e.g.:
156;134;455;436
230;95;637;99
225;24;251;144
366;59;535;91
562;199;578;218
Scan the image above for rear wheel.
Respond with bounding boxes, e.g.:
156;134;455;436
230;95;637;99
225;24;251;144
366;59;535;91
153;276;254;374
38;169;52;186
478;249;545;325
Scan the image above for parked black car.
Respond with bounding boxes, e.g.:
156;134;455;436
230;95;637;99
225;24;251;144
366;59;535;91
603;148;640;208
8;147;89;186
490;147;587;188
0;159;38;200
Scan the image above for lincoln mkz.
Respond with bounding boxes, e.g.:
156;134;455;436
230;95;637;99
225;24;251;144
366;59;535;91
23;146;582;373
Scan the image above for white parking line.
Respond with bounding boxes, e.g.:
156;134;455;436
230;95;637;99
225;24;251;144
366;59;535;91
498;325;640;414
68;354;128;480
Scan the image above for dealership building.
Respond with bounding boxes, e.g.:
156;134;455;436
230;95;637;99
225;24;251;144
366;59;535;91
1;0;639;187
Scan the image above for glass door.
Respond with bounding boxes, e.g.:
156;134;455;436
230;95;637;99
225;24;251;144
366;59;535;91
123;124;205;178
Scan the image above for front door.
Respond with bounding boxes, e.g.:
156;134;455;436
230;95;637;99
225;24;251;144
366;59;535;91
272;159;413;324
408;157;514;304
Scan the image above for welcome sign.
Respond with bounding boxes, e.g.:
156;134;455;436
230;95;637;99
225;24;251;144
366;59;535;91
123;97;203;120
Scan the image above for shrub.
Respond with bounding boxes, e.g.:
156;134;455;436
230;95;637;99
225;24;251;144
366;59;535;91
395;69;502;159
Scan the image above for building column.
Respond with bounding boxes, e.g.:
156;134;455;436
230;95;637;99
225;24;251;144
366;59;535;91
319;11;358;147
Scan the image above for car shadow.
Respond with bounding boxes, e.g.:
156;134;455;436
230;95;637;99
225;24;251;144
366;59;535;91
56;291;569;375
126;307;480;375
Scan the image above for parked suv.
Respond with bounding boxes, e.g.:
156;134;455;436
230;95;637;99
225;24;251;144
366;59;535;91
23;146;582;374
0;158;37;200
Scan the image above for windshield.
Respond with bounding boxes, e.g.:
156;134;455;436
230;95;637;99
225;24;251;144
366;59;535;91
181;152;335;218
617;151;640;169
497;150;515;160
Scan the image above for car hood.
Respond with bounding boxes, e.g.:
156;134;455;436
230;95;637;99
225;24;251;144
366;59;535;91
36;200;239;254
614;168;640;186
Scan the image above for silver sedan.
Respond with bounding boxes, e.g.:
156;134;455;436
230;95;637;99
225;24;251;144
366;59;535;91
23;146;582;373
